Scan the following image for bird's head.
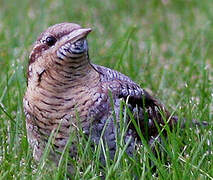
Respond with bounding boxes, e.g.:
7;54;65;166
28;22;92;80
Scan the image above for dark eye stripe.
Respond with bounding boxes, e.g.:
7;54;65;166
29;44;49;65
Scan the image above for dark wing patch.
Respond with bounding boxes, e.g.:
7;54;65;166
93;64;175;137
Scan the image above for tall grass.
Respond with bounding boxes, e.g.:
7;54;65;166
0;0;212;179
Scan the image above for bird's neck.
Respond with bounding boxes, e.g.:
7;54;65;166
24;56;100;123
52;55;93;81
26;54;101;97
42;57;99;90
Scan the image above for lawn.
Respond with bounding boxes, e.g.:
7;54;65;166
0;0;212;179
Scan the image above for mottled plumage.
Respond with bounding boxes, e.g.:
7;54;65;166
23;22;178;171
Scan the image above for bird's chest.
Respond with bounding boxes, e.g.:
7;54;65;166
24;83;109;132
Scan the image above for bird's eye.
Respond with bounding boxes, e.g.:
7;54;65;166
45;36;57;46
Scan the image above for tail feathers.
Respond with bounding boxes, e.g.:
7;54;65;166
172;116;210;128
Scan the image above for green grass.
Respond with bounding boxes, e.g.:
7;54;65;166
0;0;212;179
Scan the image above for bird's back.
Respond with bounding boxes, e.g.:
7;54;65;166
85;64;178;158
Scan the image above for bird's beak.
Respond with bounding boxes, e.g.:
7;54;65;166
76;28;92;37
55;27;92;57
66;28;92;43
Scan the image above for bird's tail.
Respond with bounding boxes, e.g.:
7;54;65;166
172;116;210;128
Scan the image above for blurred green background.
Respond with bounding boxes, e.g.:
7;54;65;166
0;0;212;179
1;0;212;98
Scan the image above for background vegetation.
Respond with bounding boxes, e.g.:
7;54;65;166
0;0;212;179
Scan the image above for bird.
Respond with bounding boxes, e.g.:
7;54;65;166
23;22;182;172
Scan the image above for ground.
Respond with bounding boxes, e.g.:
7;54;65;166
0;0;212;179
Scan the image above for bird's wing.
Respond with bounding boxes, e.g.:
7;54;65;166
92;64;177;137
